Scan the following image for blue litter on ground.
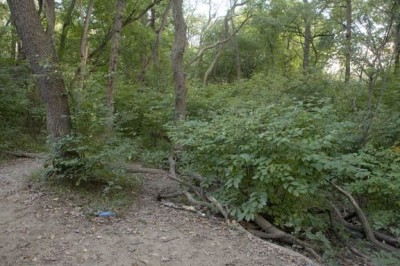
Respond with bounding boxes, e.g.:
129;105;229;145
97;211;116;217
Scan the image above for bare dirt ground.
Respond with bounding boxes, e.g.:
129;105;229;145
0;158;316;266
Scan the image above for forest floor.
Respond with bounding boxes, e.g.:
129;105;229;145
0;157;317;266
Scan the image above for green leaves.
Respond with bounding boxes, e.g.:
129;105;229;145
230;192;268;221
46;133;139;190
169;99;354;223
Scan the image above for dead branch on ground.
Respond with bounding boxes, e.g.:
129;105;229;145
329;208;372;262
332;183;397;252
252;214;322;261
4;151;45;159
330;203;400;248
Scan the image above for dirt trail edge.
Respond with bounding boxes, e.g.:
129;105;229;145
0;158;316;266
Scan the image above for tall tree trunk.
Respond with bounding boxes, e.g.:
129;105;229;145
171;0;187;122
7;0;72;143
106;0;125;132
231;16;242;80
137;1;171;82
303;0;311;73
77;0;94;89
394;0;400;74
344;0;352;82
58;0;77;60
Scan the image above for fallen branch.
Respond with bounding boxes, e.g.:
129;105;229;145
206;195;228;220
156;191;184;201
4;151;45;159
332;183;397;252
160;200;205;217
181;190;214;209
253;214;322;261
124;164;166;175
330;204;400;248
329;208;372;261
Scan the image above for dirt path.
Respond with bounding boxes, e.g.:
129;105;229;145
0;158;316;266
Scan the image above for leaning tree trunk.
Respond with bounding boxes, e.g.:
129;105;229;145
7;0;72;144
171;0;187;122
106;0;125;132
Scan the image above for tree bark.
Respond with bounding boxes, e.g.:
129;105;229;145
7;0;72;142
42;0;56;41
106;0;125;132
345;0;352;82
303;0;311;73
394;0;400;74
171;0;187;122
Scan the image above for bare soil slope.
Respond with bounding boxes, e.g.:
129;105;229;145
0;158;315;266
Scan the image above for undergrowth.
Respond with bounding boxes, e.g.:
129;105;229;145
29;168;142;217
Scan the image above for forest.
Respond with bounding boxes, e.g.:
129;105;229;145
1;0;400;264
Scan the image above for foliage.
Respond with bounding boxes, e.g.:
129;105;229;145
372;250;400;266
343;147;400;236
46;133;140;191
2;0;400;262
169;75;400;253
169;98;356;223
0;60;46;150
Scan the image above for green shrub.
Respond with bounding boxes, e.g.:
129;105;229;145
169;100;356;224
46;133;140;190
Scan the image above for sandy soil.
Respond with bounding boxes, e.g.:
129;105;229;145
0;158;316;266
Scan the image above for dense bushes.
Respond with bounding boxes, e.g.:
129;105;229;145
168;74;400;258
169;100;353;222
